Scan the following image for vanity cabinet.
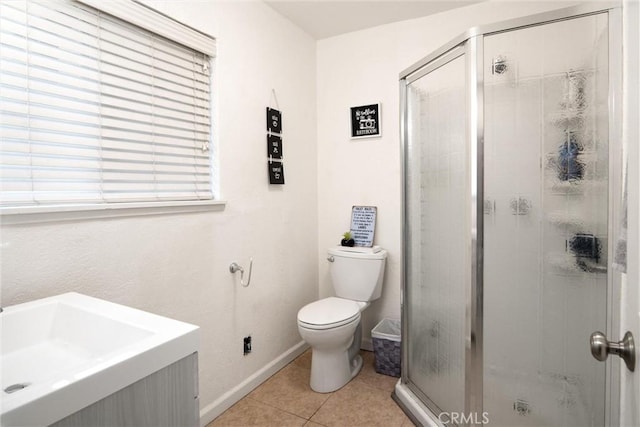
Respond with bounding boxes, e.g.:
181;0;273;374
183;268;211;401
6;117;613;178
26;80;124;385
52;353;199;427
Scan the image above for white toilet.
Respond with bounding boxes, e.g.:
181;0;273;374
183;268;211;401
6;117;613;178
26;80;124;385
297;245;387;393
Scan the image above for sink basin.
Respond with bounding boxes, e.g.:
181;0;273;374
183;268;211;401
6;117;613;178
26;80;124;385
0;292;199;426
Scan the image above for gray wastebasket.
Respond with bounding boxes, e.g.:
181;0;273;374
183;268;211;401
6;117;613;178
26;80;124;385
371;318;401;377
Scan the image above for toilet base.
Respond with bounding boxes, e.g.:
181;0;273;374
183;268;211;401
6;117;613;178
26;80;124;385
310;351;363;393
351;353;364;378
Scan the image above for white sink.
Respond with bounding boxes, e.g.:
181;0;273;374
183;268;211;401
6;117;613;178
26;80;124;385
0;292;199;426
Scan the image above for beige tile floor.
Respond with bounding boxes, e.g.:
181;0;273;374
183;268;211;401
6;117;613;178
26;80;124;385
208;349;413;427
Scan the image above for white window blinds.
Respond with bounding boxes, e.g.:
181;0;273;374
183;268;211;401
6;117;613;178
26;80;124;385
0;0;213;208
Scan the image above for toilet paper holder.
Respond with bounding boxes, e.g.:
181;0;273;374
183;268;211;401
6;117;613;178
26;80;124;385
229;258;253;287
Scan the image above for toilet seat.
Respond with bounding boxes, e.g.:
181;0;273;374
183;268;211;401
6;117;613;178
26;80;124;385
297;297;361;330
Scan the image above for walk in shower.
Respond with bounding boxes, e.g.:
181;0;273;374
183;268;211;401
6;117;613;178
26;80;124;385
397;4;623;426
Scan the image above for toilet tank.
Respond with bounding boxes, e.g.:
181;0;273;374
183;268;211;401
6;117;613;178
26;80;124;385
328;246;387;302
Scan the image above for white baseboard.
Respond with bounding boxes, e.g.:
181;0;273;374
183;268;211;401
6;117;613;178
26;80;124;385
199;341;309;427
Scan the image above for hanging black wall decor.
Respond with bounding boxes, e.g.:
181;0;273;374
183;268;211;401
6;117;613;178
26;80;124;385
267;134;283;159
268;161;285;185
266;100;284;184
266;107;282;134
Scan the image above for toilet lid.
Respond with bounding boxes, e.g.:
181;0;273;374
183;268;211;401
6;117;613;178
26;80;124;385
297;297;361;330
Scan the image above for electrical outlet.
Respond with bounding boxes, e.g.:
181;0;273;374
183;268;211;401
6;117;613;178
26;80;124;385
243;336;252;355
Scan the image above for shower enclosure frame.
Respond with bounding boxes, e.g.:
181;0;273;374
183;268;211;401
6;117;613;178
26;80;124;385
397;3;623;425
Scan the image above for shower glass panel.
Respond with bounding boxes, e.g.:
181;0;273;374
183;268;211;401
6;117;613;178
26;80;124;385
398;5;619;427
405;52;467;416
483;13;609;426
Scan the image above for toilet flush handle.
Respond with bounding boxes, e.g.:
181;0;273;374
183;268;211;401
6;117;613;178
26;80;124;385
327;256;335;262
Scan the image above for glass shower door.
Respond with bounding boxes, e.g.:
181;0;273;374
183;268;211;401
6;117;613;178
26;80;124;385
404;49;468;417
483;13;609;426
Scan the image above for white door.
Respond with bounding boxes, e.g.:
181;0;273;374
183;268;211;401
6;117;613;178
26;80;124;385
620;2;639;425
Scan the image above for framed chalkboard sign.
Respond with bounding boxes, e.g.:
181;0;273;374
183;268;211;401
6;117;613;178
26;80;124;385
350;103;381;139
350;206;377;247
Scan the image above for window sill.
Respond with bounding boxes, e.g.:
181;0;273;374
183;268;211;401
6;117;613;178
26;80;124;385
0;200;227;225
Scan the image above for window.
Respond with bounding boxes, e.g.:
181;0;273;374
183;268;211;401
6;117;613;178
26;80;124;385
0;0;216;213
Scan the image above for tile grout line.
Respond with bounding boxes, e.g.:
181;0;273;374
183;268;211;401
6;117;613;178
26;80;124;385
244;395;325;424
306;391;335;424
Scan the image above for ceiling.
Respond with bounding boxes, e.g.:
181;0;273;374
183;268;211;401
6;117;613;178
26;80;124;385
264;0;485;39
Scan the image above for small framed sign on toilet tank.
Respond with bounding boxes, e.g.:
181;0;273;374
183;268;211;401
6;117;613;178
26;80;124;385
350;206;377;247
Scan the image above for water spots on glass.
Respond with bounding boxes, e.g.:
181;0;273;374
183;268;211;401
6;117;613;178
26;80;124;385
513;399;531;416
509;197;531;215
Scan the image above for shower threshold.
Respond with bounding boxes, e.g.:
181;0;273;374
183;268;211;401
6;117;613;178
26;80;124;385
393;382;442;427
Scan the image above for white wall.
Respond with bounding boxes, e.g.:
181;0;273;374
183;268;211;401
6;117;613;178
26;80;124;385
316;0;584;347
0;1;317;424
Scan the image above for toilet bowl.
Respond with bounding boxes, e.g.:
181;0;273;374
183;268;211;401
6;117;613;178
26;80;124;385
297;297;368;392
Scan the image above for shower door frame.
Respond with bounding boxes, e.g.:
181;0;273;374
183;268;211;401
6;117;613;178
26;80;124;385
398;3;623;425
